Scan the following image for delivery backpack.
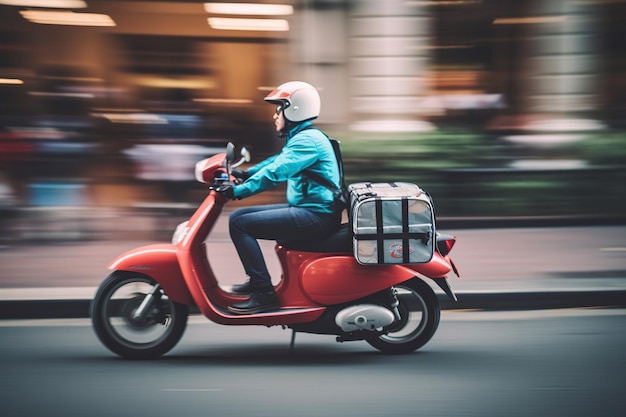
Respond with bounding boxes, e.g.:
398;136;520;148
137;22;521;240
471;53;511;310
348;182;436;265
300;127;349;211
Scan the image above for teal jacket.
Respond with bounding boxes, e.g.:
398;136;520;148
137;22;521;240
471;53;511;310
232;121;340;214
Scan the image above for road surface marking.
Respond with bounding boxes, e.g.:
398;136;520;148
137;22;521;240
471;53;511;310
161;388;223;392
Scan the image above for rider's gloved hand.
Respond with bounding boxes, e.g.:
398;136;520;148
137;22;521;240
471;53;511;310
215;181;236;199
231;168;251;182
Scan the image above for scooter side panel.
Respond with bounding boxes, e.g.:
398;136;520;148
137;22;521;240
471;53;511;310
300;256;418;305
108;244;194;305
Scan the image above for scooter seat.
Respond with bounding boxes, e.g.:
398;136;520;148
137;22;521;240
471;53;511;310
278;223;352;253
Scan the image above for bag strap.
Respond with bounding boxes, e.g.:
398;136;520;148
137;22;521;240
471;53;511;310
299;126;348;203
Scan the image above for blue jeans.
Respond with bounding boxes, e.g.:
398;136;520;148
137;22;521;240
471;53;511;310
229;204;341;291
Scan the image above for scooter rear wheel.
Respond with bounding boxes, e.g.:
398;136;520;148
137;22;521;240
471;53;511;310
366;278;440;354
91;271;189;359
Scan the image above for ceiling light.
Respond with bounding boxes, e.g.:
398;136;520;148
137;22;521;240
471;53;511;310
193;98;253;104
208;17;289;31
91;113;169;125
0;78;24;85
204;3;293;16
20;10;116;26
0;0;86;7
138;77;212;89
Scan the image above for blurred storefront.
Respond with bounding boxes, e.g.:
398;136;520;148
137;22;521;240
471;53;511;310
0;0;624;239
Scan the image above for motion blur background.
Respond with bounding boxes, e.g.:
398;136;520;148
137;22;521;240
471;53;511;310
0;0;624;243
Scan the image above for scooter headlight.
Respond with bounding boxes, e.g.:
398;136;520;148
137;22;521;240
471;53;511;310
171;221;189;244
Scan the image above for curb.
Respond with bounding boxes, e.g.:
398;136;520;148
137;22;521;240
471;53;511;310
2;290;625;320
436;214;626;230
439;290;626;311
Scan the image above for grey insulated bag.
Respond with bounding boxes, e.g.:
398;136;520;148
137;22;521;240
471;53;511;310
348;182;435;265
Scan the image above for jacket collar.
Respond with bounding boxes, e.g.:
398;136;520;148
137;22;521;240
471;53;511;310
286;120;313;140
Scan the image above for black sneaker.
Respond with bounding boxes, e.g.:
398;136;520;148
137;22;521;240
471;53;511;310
227;290;280;315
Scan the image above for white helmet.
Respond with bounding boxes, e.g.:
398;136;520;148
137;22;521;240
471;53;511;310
264;81;321;122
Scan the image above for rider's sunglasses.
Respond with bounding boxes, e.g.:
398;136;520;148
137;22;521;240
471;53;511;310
275;102;289;115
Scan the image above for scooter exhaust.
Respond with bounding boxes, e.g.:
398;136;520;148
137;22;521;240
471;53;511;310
334;304;395;332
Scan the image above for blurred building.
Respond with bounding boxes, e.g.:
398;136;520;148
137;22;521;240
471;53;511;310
0;0;624;223
1;1;624;128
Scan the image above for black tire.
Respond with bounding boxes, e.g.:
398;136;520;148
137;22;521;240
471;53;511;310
366;278;440;354
91;271;189;359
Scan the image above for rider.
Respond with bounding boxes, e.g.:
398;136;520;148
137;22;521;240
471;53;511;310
216;81;343;315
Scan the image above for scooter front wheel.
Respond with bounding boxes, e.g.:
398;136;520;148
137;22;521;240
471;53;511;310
91;271;189;359
366;278;440;354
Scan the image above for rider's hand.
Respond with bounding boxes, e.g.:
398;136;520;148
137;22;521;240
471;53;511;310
215;182;236;199
231;168;250;182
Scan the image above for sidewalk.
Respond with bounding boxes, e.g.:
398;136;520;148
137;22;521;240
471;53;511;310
1;211;625;319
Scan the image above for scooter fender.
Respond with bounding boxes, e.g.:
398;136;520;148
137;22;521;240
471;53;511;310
406;251;454;278
108;243;194;305
300;255;418;305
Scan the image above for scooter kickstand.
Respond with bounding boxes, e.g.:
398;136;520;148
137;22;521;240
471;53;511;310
289;329;297;355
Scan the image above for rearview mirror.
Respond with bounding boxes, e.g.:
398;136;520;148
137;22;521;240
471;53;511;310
241;147;251;163
225;142;236;163
231;146;252;169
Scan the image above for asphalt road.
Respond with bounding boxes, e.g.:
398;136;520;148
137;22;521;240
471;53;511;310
1;308;624;417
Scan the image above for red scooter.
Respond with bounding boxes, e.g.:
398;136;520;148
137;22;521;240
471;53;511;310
91;144;459;359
